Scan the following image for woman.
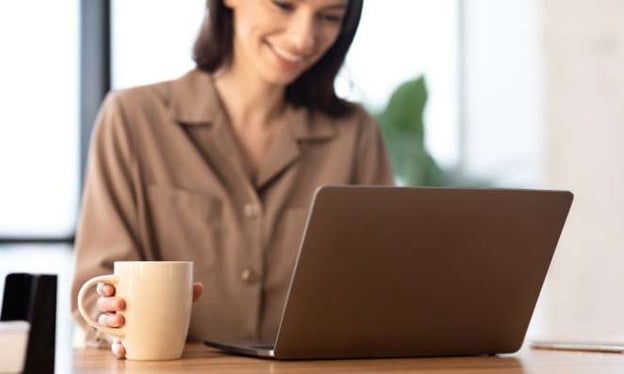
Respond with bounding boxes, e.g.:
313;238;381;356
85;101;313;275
71;0;393;358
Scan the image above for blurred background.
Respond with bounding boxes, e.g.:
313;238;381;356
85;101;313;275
0;0;622;364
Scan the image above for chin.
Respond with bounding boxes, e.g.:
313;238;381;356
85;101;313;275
263;70;304;87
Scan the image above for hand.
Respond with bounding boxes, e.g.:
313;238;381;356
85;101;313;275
96;281;204;359
95;282;125;358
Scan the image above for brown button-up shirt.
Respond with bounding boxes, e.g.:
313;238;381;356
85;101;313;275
71;69;393;345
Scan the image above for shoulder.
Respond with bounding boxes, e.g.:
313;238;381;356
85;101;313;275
104;79;171;114
95;75;190;134
325;103;382;142
349;103;380;130
310;102;379;134
92;80;176;149
108;69;221;126
325;102;377;126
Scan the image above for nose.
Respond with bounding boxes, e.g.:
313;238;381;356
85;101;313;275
287;13;317;55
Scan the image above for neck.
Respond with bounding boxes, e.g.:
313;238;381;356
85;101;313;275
213;66;287;130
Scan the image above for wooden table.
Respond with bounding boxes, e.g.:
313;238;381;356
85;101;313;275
71;343;624;373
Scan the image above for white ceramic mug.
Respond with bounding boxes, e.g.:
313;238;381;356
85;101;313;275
77;261;193;360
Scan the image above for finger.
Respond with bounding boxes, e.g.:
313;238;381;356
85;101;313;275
192;282;203;302
111;339;126;359
98;312;125;328
97;296;126;312
102;284;116;297
96;283;116;297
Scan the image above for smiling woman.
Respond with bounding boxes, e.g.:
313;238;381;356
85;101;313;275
72;0;393;360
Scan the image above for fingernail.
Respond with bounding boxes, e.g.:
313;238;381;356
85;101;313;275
98;314;107;326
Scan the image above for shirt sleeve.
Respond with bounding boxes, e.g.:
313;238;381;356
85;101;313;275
353;107;395;185
70;92;143;347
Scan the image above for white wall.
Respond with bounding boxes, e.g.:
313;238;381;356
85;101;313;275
462;0;624;342
537;0;624;342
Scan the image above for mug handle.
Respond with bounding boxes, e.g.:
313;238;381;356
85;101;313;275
77;274;125;338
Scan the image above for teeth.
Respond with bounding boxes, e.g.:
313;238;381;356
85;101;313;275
272;45;304;62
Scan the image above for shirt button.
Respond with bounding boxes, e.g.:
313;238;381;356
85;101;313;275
243;203;260;218
240;268;256;283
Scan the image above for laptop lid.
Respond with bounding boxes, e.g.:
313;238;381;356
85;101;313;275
268;186;573;359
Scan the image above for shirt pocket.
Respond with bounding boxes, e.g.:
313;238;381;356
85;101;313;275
146;185;223;267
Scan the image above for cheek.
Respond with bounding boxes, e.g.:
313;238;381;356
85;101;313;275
233;17;252;41
316;30;341;56
321;23;343;46
233;9;264;43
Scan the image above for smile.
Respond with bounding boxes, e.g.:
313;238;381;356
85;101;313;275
268;43;306;64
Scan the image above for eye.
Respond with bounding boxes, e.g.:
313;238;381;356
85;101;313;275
271;0;295;12
319;13;344;23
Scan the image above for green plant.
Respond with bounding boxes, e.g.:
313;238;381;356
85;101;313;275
375;76;446;186
374;76;490;187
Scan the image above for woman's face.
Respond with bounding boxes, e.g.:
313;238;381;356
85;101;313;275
224;0;348;86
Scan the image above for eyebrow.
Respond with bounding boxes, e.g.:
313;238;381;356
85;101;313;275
324;4;347;10
299;0;348;10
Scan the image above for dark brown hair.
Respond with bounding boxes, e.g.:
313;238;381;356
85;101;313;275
193;0;364;118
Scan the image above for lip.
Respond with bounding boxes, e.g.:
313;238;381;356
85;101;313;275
266;41;307;70
272;45;305;63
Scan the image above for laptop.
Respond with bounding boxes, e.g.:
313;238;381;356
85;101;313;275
205;185;573;359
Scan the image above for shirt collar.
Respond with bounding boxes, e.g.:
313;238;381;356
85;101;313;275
169;69;223;125
168;69;337;141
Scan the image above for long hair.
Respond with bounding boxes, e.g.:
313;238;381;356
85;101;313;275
192;0;364;118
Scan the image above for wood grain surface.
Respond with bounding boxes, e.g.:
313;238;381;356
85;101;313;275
71;342;624;373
